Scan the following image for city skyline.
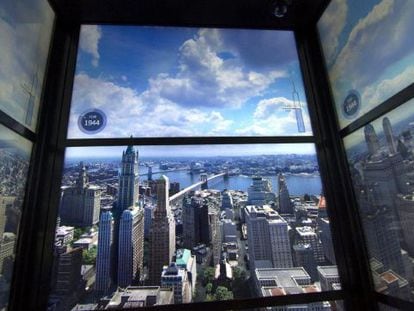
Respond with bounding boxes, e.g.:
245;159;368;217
65;143;318;159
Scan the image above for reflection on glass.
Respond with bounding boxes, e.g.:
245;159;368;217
48;144;341;310
67;26;313;139
344;99;414;300
241;300;344;311
378;303;400;311
0;125;32;308
318;0;414;128
0;0;54;131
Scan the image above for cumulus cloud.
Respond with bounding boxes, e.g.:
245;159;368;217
69;27;309;138
143;29;286;109
362;65;414;110
325;0;414;125
318;0;348;65
79;25;102;67
235;97;312;136
69;74;234;138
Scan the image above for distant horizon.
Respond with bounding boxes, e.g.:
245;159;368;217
64;144;317;159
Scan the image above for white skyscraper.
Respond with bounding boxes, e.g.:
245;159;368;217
118;207;144;288
95;211;113;292
245;205;293;270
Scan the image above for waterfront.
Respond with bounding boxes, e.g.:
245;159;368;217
149;170;322;195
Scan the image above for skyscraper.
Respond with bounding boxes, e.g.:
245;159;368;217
95;211;113;293
247;176;275;205
148;176;176;285
161;263;191;304
383;117;397;154
118;207;145;288
364;124;380;157
117;145;139;214
182;196;209;249
245;205;293;270
278;173;293;214
60;162;101;227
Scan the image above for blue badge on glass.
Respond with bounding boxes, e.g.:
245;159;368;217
78;109;107;134
342;90;361;120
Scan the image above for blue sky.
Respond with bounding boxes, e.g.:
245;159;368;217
318;0;414;129
67;26;312;138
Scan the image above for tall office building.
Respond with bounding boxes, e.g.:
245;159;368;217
148;176;176;285
358;186;405;277
209;208;222;265
182;196;209;249
278;173;293;214
247;176;275;205
383;117;397;154
118;207;145;288
95;211;114;293
60;163;101;227
117;145;139;214
396;194;414;256
245;205;293;269
364;124;380;157
317;217;336;264
161;263;191;304
221;191;234;210
317;266;340;292
295;226;325;264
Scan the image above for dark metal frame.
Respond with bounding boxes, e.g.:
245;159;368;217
5;0;414;310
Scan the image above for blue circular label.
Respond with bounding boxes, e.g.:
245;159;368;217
342;90;361;119
78;109;107;134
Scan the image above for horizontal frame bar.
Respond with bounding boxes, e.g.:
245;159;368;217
127;290;345;311
340;82;414;137
0;110;36;142
65;136;315;147
49;0;330;31
375;292;414;311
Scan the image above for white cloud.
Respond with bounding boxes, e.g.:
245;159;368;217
254;97;300;119
145;29;286;109
236;97;313;136
318;0;348;65
325;0;414;126
362;65;414;110
79;25;102;67
69;74;236;138
330;0;395;85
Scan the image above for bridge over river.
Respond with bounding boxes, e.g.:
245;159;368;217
169;172;226;203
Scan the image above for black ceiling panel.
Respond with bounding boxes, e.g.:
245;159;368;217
49;0;330;30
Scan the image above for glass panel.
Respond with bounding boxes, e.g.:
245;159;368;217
240;300;344;311
0;0;55;131
318;0;414;129
49;144;340;309
343;99;414;300
378;303;401;311
0;125;32;308
67;26;313;138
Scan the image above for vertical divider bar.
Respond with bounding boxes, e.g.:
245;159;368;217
294;26;377;310
8;18;80;310
36;21;81;311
